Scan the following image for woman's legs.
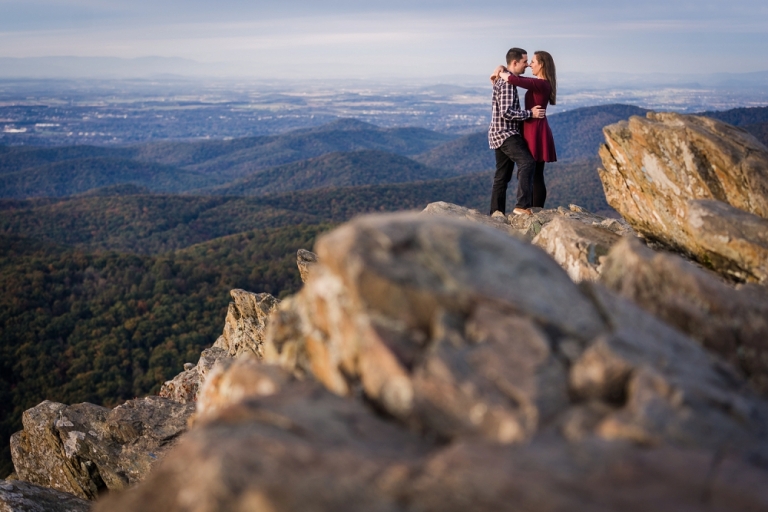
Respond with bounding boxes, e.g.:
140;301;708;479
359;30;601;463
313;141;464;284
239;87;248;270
532;161;547;208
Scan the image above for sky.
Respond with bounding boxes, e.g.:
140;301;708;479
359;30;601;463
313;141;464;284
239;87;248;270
1;0;767;80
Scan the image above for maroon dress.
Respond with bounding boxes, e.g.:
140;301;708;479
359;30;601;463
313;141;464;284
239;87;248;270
506;74;557;162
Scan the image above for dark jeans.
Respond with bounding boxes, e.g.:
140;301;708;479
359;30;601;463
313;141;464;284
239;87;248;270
533;161;546;208
489;135;536;214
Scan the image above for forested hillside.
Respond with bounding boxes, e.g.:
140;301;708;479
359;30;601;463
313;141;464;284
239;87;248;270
0;158;607;255
0;195;320;254
203;150;464;196
0;157;213;198
0;223;330;476
699;106;768;126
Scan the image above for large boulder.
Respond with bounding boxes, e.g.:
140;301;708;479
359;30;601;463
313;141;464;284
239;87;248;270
601;235;768;395
265;212;604;441
685;199;768;282
10;397;194;500
264;212;767;452
0;479;90;512
599;112;768;282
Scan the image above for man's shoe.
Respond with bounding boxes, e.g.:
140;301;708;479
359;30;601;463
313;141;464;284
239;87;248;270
512;208;532;216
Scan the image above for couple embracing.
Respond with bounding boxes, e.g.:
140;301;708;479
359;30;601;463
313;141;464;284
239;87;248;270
488;47;557;216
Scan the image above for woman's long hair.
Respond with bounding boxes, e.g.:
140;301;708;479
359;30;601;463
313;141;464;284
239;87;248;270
535;51;557;105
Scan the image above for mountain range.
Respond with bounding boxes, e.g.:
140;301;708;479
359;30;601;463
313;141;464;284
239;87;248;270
2;103;768;477
3;104;766;202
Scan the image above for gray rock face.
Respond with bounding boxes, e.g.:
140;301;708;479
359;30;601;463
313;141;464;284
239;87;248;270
601;235;768;395
213;289;280;359
159;347;229;403
599;112;768;282
0;479;90;512
10;397;194;500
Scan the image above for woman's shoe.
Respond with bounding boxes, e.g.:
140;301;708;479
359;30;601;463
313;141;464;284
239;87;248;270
512;208;532;216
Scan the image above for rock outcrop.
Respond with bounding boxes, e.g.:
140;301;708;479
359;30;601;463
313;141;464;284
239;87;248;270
96;361;768;512
159;347;228;403
95;212;768;511
601;236;768;395
213;289;280;359
532;216;621;282
0;479;90;512
10;397;194;500
160;288;281;403
599;112;768;282
296;249;319;283
423;201;632;281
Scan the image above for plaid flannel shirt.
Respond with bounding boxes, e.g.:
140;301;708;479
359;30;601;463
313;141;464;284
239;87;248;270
488;77;531;149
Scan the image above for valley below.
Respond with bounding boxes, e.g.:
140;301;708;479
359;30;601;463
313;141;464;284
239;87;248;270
2;96;768;510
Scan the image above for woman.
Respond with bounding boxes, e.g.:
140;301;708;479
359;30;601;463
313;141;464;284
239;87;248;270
495;51;557;208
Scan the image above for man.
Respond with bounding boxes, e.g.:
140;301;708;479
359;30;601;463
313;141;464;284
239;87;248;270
488;47;545;216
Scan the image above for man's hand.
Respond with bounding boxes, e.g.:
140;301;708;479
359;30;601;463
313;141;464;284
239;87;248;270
531;105;546;119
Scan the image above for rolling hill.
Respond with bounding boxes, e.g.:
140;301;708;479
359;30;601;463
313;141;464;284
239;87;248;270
0;194;321;254
203;150;464;197
698;106;768;126
744;123;768;147
0;157;213;199
0;158;608;258
134;118;457;180
2;105;766;202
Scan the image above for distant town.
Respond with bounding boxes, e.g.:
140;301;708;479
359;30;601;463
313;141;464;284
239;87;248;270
2;78;768;146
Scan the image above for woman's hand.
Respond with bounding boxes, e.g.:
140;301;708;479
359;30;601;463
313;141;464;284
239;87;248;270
490;65;506;83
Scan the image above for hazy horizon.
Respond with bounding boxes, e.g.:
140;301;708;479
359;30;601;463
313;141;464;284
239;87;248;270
1;0;767;80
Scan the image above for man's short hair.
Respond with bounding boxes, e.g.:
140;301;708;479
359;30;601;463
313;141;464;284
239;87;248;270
506;48;527;65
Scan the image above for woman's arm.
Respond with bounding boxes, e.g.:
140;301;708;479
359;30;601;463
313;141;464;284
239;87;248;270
505;74;551;94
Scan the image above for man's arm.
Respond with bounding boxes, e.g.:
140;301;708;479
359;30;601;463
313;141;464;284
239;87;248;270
496;80;531;122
